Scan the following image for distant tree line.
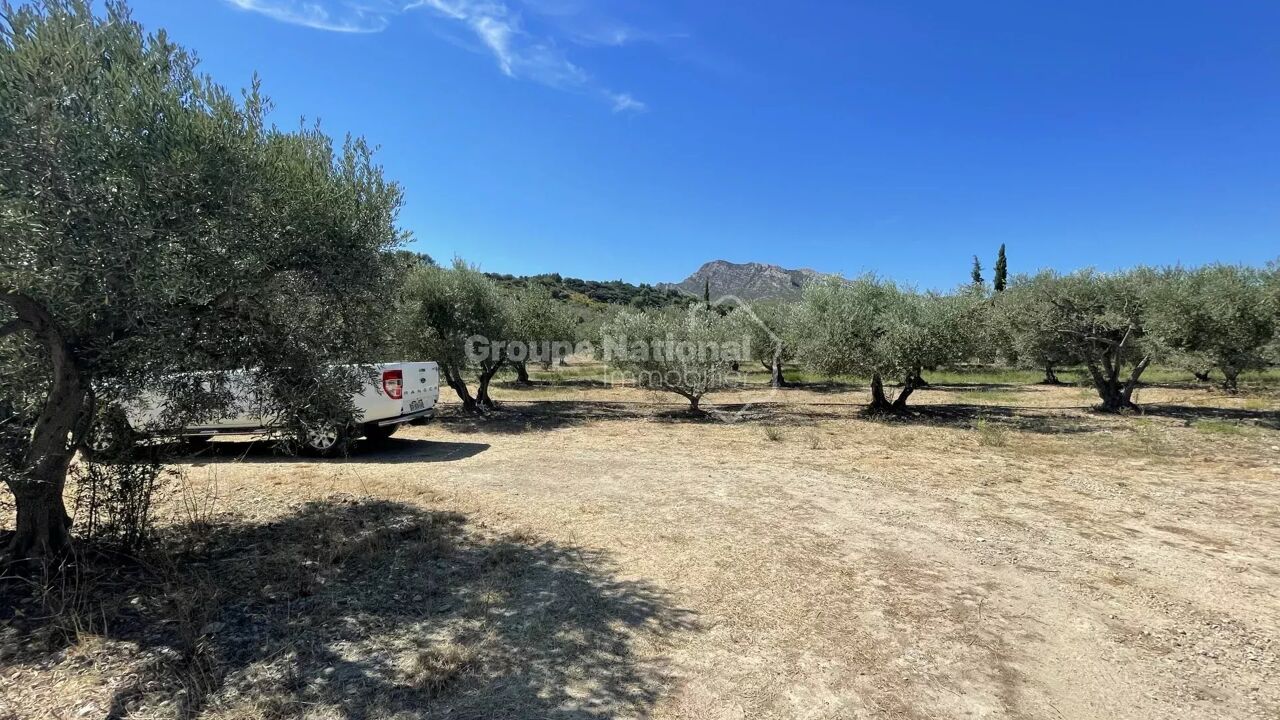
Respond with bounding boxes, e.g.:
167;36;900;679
485;272;693;309
568;262;1279;414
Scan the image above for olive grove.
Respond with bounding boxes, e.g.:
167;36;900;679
1143;265;1276;391
793;277;981;411
601;305;745;412
1001;270;1156;411
398;260;511;412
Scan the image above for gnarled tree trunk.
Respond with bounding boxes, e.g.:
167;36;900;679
892;373;917;410
868;373;893;413
514;361;531;385
475;360;504;409
2;293;86;562
1086;354;1150;412
1220;366;1240;393
1041;365;1061;385
764;358;787;388
907;367;929;389
441;363;477;413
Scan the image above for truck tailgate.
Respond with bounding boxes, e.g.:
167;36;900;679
400;362;439;415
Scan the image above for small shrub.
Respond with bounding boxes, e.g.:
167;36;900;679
72;456;173;551
177;467;220;530
1130;419;1173;456
973;418;1008;447
762;426;784;442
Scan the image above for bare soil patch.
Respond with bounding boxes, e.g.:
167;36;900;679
3;379;1279;719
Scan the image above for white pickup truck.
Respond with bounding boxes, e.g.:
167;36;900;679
96;362;439;456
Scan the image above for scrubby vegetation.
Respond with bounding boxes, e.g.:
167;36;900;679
485;272;693;309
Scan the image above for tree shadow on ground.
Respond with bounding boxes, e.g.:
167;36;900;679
436;402;659;435
432;398;1112;435
852;403;1103;435
434;388;1279;438
917;382;1041;392
182;437;491;466
1139;404;1280;427
0;498;697;718
492;378;617;390
776;381;866;395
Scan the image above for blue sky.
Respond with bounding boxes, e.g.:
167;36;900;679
126;1;1279;289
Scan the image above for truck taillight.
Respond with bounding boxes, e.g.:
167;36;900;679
382;369;403;400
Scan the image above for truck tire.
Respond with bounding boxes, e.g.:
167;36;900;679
301;421;353;458
363;423;398;444
83;409;137;461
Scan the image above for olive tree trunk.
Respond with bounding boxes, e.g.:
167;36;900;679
514;361;531;385
763;359;787;388
475;360;504;409
441;363;477;413
868;373;895;412
1220;366;1240;393
1041;365;1061;385
1086;354;1151;412
893;373;917;409
2;293;86;562
667;386;703;413
868;372;917;413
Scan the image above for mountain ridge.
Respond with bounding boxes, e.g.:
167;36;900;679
659;260;835;301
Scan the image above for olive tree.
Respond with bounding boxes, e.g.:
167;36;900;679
1267;262;1280;366
996;279;1075;384
601;305;744;412
793;277;977;412
1144;265;1276;391
1007;270;1155;411
730;301;794;388
873;290;981;403
506;285;577;384
0;1;404;559
399;260;512;411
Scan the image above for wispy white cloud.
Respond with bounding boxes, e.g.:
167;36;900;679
607;92;646;114
225;0;646;112
412;0;594;91
225;0;394;33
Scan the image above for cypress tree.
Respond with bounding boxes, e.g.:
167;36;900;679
994;244;1008;292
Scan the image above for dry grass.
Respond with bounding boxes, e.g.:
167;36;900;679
408;638;479;695
972;416;1009;447
3;373;1279;719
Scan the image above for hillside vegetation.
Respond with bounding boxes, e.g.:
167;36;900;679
485;272;693;309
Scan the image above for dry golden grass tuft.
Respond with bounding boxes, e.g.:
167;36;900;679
409;638;479;695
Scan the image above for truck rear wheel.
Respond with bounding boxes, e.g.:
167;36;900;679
83;409;137;460
302;422;352;457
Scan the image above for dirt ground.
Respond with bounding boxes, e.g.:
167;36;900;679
3;376;1279;719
